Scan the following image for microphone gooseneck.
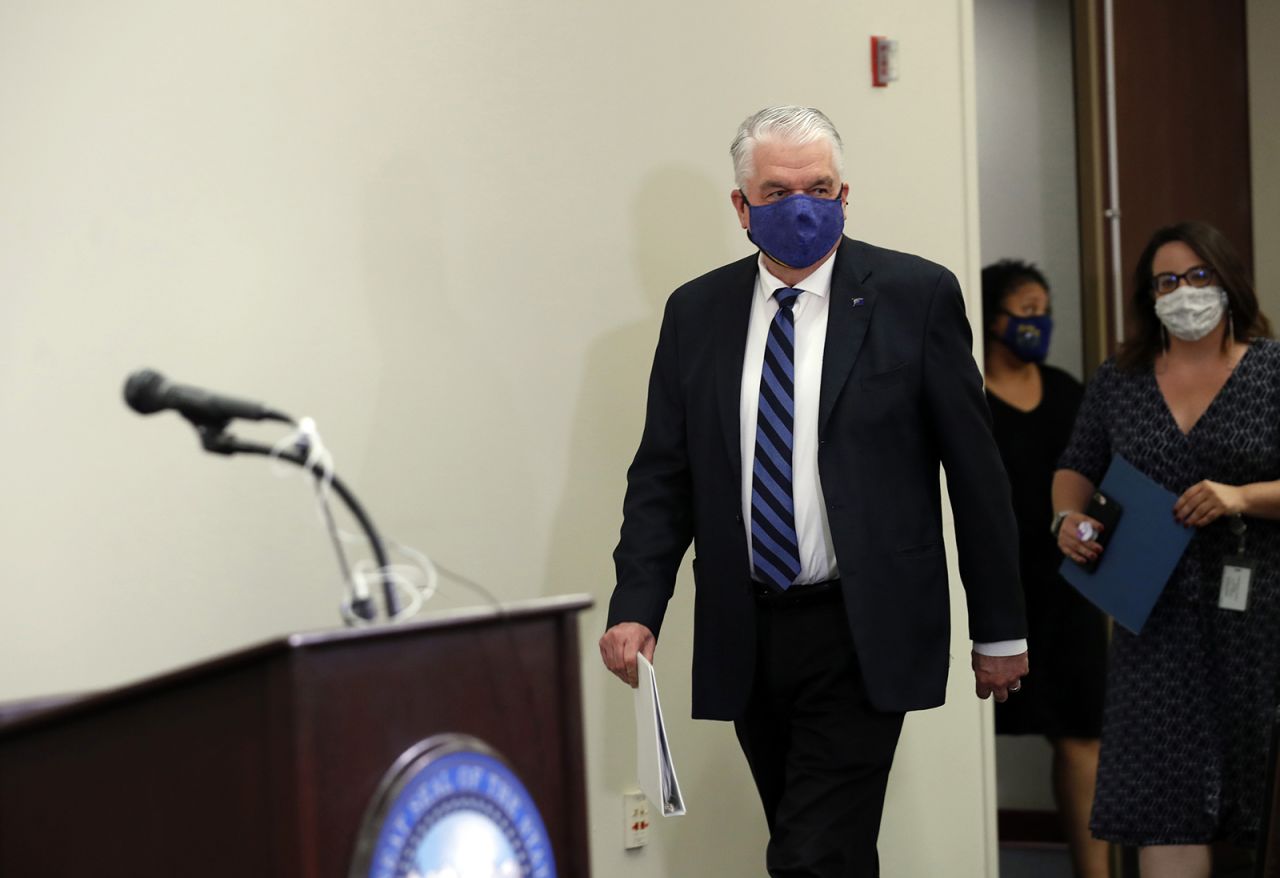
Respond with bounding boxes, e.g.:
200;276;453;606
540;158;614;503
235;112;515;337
122;367;397;621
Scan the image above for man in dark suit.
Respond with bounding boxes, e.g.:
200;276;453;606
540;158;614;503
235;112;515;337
600;106;1028;877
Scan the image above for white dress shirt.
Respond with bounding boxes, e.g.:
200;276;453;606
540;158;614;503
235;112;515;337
738;253;1025;657
739;254;838;585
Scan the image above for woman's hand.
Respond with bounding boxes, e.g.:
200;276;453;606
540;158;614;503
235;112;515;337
1174;480;1245;527
1057;511;1105;565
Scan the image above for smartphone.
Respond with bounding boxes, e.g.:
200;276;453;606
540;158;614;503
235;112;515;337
1079;490;1123;574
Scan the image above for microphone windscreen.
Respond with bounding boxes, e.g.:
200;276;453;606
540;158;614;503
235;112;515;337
123;368;168;414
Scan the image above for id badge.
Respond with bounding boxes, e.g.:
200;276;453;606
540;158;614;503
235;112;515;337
1219;555;1254;612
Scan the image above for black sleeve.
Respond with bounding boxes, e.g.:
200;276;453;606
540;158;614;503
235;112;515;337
606;296;694;638
923;269;1027;642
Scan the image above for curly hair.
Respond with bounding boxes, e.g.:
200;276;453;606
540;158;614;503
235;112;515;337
980;259;1050;338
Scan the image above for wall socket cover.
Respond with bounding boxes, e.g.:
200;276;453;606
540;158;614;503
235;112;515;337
623;790;650;850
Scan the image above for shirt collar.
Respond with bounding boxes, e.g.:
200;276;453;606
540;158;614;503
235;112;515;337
755;250;836;303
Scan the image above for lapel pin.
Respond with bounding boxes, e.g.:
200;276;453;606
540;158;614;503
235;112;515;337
851;297;865;307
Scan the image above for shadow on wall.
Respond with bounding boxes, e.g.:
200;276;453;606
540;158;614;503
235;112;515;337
542;161;737;615
543;163;762;870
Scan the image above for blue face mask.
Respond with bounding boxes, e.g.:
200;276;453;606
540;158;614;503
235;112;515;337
998;312;1054;363
741;190;845;269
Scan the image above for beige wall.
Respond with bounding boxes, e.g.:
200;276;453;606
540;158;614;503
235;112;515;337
0;2;998;875
1250;0;1280;318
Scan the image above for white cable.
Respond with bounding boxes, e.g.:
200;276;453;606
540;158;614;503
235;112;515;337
319;482;370;605
270;417;334;499
353;559;426;621
268;417;448;623
269;417;374;616
388;539;440;604
329;529;444;618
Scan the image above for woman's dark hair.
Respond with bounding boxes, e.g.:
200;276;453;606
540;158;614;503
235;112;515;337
981;259;1050;336
1117;220;1271;371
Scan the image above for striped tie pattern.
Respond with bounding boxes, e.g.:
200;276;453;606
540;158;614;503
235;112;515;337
751;287;802;590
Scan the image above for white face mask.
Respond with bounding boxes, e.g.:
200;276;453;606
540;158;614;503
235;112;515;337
1154;284;1229;342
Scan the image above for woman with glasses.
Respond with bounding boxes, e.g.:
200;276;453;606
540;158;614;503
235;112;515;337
982;259;1110;878
1054;220;1280;876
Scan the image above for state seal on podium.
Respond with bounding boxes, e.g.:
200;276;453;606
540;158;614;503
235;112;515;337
350;734;556;878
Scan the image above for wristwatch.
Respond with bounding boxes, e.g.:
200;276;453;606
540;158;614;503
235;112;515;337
1050;510;1073;538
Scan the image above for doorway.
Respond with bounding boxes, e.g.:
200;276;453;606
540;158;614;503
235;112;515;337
974;2;1258;877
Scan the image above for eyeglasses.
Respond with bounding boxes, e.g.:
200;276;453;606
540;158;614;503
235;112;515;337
1151;265;1216;296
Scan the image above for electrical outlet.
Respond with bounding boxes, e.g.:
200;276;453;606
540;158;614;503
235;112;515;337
623;790;650;849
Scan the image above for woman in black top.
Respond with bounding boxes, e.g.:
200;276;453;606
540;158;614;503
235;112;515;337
983;259;1109;878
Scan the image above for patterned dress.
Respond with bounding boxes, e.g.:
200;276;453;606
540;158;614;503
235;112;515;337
1058;339;1280;846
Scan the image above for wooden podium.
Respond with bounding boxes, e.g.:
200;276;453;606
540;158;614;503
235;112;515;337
0;594;592;877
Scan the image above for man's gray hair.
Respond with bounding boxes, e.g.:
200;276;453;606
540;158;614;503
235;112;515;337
729;106;845;187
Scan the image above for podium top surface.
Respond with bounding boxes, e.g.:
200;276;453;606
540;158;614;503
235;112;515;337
0;592;593;738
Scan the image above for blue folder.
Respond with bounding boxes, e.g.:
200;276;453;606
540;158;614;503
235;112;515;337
1058;455;1194;634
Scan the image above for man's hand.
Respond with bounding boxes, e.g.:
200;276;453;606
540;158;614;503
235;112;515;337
599;622;656;688
972;650;1028;703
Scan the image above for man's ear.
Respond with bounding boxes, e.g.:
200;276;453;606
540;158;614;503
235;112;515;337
731;189;750;230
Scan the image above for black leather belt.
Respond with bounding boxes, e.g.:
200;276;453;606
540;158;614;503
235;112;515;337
753;578;841;607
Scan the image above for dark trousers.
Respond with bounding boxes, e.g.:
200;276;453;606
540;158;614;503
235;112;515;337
734;586;905;878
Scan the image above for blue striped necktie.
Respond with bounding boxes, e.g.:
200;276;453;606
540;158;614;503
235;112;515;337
751;287;802;590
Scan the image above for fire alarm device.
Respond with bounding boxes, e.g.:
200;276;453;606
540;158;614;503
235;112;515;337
871;36;899;87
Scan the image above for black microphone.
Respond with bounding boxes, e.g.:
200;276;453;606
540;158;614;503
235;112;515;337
123;368;292;424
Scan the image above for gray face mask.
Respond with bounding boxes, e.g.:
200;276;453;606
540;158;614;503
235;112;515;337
1154;285;1228;341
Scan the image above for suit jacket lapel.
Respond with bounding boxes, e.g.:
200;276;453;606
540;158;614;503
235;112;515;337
716;258;759;481
819;238;877;436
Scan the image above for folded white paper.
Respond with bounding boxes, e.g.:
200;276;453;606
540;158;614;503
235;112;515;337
634;654;686;816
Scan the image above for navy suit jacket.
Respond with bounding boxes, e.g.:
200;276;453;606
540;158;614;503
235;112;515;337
607;236;1026;720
